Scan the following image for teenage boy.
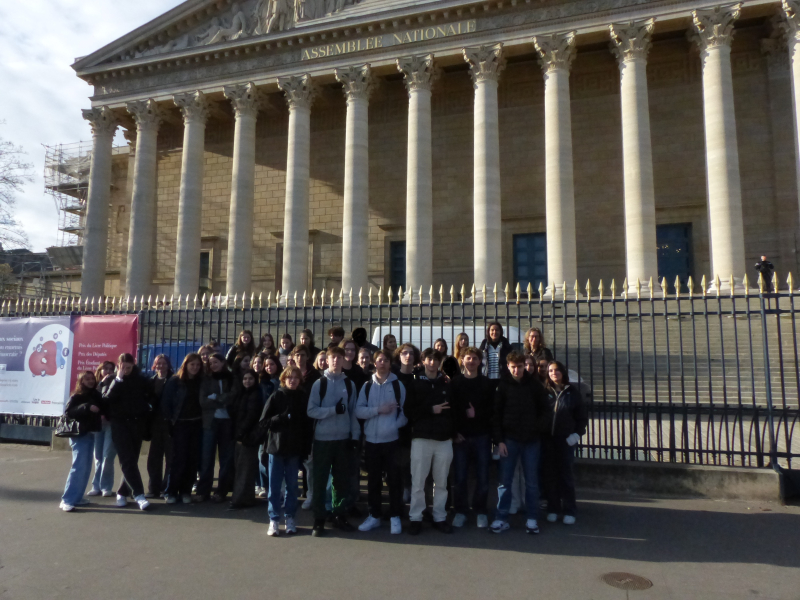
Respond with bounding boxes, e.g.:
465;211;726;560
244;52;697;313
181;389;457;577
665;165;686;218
394;343;419;503
328;326;345;348
340;337;369;517
292;345;321;509
355;350;407;534
404;348;454;535
450;347;494;529
306;346;359;536
490;352;551;534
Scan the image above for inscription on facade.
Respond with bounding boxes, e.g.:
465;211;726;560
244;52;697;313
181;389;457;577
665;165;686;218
301;20;477;60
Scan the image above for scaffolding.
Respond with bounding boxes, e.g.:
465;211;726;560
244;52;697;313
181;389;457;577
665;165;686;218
43;141;92;247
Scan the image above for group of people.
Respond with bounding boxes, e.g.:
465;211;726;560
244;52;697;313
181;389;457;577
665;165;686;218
60;322;588;538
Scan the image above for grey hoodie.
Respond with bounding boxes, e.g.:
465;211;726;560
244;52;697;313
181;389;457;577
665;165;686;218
355;372;408;444
306;370;359;442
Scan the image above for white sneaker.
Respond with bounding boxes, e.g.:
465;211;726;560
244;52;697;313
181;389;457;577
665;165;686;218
102;491;115;497
182;494;192;504
165;495;178;504
257;487;268;499
476;514;489;529
526;519;540;534
268;520;280;536
135;495;151;511
358;515;382;532
87;489;101;497
115;494;127;507
563;515;576;525
489;519;510;533
59;501;74;512
546;512;558;523
285;517;297;534
452;513;467;528
302;497;313;510
390;516;402;535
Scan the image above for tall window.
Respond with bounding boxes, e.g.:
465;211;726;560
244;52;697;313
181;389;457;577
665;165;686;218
513;233;547;296
657;223;692;289
199;251;211;296
389;240;406;295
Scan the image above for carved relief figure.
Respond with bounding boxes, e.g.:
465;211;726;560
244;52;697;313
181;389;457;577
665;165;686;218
199;3;249;45
256;0;293;33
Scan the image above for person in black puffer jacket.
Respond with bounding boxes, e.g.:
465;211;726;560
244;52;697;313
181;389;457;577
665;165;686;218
490;352;551;534
60;370;106;511
229;369;264;509
104;353;153;510
146;354;174;498
542;361;588;526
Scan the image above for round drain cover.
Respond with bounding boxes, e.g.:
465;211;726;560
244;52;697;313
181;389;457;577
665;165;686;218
601;572;653;591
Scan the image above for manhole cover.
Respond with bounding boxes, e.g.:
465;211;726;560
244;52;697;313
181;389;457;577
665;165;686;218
601;572;653;591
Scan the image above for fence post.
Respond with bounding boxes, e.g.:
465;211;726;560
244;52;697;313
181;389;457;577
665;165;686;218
757;273;779;469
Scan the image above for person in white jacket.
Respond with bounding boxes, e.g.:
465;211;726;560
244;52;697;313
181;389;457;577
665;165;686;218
355;350;407;534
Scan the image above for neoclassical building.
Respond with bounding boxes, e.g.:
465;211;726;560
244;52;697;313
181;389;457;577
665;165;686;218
71;0;800;299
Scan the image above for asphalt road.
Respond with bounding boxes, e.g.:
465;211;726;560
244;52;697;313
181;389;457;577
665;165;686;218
0;444;798;600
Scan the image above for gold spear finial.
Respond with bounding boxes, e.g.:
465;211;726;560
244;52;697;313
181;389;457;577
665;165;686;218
742;274;750;296
714;275;721;297
388;286;395;304
610;279;617;297
772;271;779;293
686;276;694;297
757;272;765;294
787;272;794;292
516;282;521;304
729;275;736;297
700;275;707;297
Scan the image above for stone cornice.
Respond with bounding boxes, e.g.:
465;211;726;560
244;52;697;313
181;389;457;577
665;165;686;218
223;82;264;118
609;19;655;64
82;106;119;137
278;73;318;109
335;64;374;101
463;42;506;86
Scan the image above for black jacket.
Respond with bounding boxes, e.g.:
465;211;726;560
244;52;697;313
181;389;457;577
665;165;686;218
343;364;369;392
545;384;588;438
103;366;152;420
161;375;203;424
450;373;494;438
529;346;554;364
404;374;454;441
149;375;170;414
492;371;551;444
64;389;105;435
232;385;263;447
479;336;514;378
226;342;256;367
301;367;322;398
261;387;313;459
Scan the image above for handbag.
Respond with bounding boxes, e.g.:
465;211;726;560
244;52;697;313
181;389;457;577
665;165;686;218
54;414;81;438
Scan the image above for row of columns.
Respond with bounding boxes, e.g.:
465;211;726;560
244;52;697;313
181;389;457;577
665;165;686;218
79;3;784;299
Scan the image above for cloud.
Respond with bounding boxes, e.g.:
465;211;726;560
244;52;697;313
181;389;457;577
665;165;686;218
0;0;184;251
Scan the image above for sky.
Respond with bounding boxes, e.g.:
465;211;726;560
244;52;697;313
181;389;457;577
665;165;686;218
0;0;185;252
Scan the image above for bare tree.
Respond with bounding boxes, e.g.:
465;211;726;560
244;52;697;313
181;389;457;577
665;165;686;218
0;123;33;249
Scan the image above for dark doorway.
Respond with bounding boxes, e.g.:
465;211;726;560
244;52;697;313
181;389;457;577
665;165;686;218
657;223;693;289
513;233;548;296
389;240;406;295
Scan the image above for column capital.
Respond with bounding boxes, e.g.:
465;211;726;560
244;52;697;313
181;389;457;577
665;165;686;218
690;4;741;52
463;43;506;86
82;106;119;138
224;82;263;119
126;99;167;133
277;74;317;110
609;19;654;64
533;32;577;74
335;64;374;102
396;54;438;94
173;90;212;125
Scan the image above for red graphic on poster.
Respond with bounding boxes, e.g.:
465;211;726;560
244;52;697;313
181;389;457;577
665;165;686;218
69;315;138;391
28;340;60;377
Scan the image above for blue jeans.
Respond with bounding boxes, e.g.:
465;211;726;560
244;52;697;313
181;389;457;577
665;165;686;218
198;418;235;498
268;454;300;521
453;434;492;515
257;445;269;489
62;434;95;505
92;421;116;493
496;438;541;522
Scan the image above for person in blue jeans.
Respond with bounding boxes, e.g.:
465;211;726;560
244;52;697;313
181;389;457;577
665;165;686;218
60;371;106;511
89;361;116;497
450;346;494;529
260;366;313;536
490;352;551;534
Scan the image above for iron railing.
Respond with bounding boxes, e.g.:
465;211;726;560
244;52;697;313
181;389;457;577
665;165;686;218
2;275;798;469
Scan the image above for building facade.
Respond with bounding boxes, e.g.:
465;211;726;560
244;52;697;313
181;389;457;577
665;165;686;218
71;0;800;300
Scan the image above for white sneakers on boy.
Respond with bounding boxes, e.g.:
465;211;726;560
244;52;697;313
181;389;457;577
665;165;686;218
59;501;74;512
268;520;280;536
525;519;540;534
358;515;382;532
115;494;127;507
390;517;402;535
546;513;558;523
489;520;510;533
165;495;178;504
563;515;576;525
285;517;297;534
135;495;150;510
182;494;192;504
476;514;489;529
452;513;467;528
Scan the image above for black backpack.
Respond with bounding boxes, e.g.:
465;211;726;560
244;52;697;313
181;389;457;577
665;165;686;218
316;376;354;405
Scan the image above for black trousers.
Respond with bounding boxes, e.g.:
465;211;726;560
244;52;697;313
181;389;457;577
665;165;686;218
230;442;259;507
541;436;577;516
365;440;403;519
166;419;202;497
147;414;173;495
111;418;146;498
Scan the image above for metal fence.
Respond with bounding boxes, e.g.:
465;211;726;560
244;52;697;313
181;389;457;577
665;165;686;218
2;275;798;469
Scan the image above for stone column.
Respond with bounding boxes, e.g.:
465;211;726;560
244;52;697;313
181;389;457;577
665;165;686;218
397;54;436;298
691;4;746;287
534;33;578;295
124;99;165;298
610;20;659;290
80;107;118;299
464;43;506;295
173;91;211;298
223;82;262;296
781;0;800;260
278;74;316;299
335;64;374;295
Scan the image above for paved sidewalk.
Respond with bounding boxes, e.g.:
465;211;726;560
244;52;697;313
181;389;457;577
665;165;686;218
0;444;798;600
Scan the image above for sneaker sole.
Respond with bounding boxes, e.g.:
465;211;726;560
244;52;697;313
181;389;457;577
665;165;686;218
526;528;540;534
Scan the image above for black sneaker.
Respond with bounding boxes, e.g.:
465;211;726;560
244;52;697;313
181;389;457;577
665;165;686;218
408;521;422;535
333;515;355;532
347;505;362;518
312;519;326;537
432;520;453;534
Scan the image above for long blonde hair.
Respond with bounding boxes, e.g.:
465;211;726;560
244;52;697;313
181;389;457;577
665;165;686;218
523;327;546;354
453;333;470;363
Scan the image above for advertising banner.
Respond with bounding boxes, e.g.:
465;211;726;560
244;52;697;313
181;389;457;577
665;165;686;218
0;314;138;417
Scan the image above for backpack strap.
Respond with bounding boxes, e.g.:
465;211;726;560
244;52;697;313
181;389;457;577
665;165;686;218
391;380;401;405
364;381;373;401
344;378;353;399
318;377;327;402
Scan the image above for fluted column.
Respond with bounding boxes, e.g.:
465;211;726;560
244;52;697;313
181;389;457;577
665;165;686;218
397;54;436;298
691;4;746;287
534;33;578;295
125;99;165;298
173;91;211;297
610;20;658;290
464;43;506;295
781;0;800;239
80;107;118;299
335;64;374;295
278;74;317;298
223;82;262;296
